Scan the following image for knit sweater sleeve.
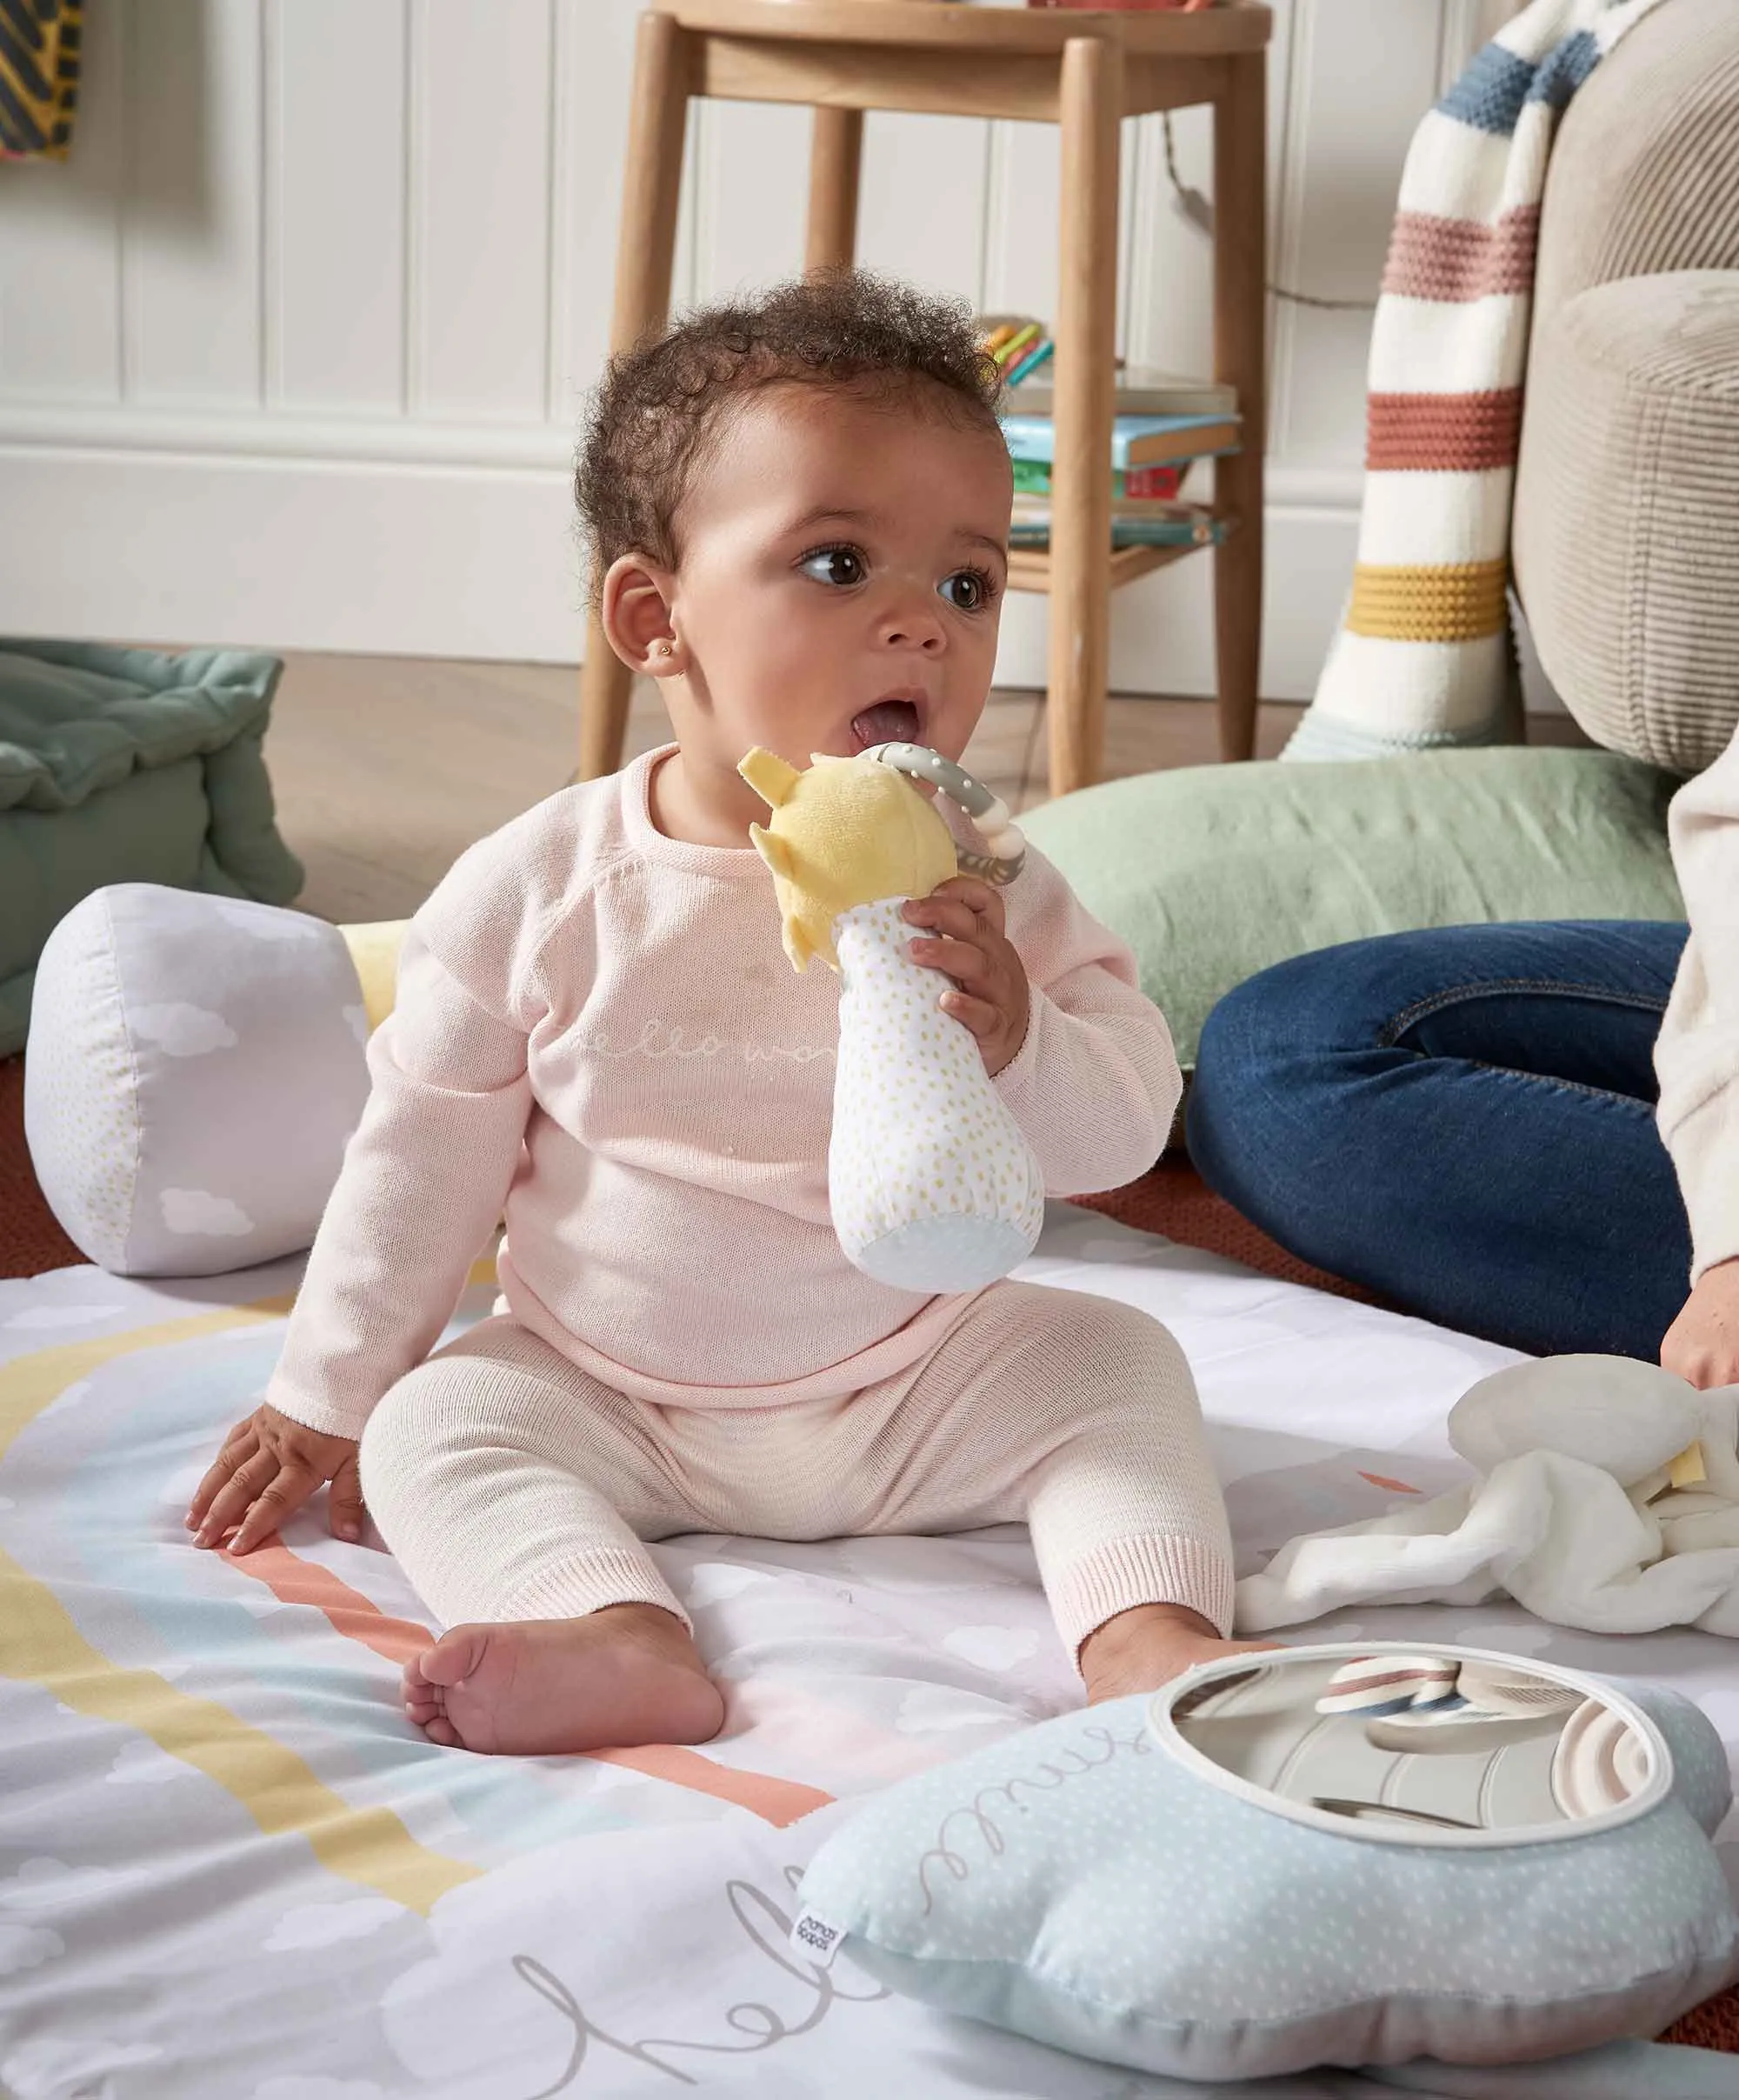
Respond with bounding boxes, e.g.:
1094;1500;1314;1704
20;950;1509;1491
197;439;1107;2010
989;841;1182;1196
264;837;556;1439
1656;723;1739;1283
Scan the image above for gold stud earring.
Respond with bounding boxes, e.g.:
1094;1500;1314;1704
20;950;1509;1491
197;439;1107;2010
653;638;676;660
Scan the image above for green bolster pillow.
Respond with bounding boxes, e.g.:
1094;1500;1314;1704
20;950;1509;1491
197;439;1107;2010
1018;746;1686;1071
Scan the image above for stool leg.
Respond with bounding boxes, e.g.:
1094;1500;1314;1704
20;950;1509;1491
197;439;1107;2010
806;107;863;273
1211;50;1266;763
1046;35;1123;802
578;11;690;783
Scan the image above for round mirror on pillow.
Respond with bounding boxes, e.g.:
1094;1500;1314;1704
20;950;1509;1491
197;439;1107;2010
1154;1641;1669;1847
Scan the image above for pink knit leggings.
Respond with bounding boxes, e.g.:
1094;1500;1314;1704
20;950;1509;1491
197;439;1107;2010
359;1280;1233;1666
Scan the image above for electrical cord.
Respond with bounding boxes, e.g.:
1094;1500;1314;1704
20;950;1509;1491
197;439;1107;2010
1161;112;1379;312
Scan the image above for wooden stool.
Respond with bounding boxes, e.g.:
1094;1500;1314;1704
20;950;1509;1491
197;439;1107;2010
578;0;1271;798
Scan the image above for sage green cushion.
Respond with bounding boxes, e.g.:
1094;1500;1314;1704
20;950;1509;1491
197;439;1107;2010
1019;747;1685;1070
0;640;303;1055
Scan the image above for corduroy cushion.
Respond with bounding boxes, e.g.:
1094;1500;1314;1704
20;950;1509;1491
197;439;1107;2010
1514;272;1739;776
1529;0;1739;332
1512;0;1739;776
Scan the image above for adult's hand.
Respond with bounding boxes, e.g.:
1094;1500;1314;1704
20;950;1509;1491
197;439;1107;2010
185;1403;363;1555
1661;1257;1739;1390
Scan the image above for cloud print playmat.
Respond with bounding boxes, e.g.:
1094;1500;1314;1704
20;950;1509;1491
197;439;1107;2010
3;1203;1736;2098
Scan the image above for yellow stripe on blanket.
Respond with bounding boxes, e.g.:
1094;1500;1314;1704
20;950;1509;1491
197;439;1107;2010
1346;558;1509;643
0;1304;483;1917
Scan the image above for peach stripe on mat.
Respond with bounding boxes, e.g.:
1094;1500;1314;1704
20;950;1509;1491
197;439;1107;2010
1366;389;1522;473
222;1536;836;1828
1382;207;1539;303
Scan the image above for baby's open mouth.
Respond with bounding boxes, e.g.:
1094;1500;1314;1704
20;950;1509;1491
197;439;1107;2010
850;697;923;750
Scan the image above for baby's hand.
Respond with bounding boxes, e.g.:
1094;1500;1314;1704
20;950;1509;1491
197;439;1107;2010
1080;1603;1283;1706
903;876;1030;1079
186;1402;363;1555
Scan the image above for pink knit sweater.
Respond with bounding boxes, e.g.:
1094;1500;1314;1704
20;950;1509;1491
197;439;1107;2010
268;745;1182;1441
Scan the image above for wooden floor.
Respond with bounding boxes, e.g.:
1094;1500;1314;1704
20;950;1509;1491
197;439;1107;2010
263;657;1296;923
262;654;1587;923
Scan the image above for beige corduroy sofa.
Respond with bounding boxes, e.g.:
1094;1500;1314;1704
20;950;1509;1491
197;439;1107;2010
1513;0;1739;777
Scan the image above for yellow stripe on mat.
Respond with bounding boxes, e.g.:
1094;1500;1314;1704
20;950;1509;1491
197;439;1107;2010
0;1302;482;1917
1346;557;1509;643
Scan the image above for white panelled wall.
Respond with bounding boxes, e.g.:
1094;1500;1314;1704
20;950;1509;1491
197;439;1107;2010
0;0;1488;695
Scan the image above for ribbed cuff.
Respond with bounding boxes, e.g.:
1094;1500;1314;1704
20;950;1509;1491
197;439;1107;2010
1049;1533;1236;1663
501;1547;691;1632
264;1377;371;1443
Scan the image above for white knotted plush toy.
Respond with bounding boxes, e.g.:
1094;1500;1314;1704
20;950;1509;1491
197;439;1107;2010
740;741;1045;1294
1236;1354;1739;1638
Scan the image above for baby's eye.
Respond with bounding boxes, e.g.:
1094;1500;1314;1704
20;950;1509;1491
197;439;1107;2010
798;546;867;588
939;568;995;612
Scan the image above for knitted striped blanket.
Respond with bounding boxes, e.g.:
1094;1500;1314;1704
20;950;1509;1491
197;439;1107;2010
1283;0;1670;763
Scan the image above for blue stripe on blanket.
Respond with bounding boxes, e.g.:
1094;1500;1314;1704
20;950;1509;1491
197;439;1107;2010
1527;30;1599;109
1436;43;1536;136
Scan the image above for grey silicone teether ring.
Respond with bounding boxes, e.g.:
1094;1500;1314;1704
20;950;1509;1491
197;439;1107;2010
859;741;1027;884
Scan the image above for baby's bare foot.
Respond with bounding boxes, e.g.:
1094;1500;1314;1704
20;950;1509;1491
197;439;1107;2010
402;1603;724;1755
1080;1602;1281;1706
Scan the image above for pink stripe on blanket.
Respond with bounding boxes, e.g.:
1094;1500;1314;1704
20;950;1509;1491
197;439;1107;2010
1382;207;1539;303
1366;389;1522;473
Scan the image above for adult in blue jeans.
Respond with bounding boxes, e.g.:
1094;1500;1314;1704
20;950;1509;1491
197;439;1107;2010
1187;732;1739;1382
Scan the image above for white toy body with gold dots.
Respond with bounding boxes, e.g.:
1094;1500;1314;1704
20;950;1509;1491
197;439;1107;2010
742;743;1046;1294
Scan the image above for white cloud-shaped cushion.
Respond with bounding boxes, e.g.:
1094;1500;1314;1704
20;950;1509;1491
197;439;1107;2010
24;884;371;1276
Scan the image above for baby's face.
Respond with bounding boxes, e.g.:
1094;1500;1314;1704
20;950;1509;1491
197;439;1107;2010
661;380;1013;771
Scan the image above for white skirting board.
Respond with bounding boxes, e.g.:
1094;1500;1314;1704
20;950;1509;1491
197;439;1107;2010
0;416;1357;699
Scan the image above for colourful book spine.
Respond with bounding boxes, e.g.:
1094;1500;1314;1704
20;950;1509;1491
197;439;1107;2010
1011;461;1184;499
1001;411;1238;470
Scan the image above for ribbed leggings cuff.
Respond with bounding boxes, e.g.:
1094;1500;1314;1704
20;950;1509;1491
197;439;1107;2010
1050;1533;1236;1663
499;1547;691;1631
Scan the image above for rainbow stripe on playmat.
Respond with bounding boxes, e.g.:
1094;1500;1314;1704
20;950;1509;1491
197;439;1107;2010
0;1270;831;1857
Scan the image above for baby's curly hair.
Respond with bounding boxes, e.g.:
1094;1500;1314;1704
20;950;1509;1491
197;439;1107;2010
576;270;1004;603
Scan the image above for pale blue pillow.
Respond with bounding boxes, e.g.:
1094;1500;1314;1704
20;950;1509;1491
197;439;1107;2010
791;1644;1739;2088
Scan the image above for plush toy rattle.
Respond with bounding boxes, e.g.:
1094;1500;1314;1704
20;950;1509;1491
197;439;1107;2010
740;740;1045;1294
1236;1354;1739;1638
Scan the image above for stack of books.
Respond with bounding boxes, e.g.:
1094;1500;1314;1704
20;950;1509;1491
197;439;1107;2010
976;319;1239;553
1003;409;1240;551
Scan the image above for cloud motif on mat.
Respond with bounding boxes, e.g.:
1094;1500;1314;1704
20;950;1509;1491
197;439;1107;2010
129;1003;238;1057
107;1740;185;1786
160;1189;254;1237
942;1625;1041;1671
0;1858;128;1910
0;1922;63;1976
893;1685;1010;1736
3;1305;122;1330
685;1562;770;1608
263;1898;404;1953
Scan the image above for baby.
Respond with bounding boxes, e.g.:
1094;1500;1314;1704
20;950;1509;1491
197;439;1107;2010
187;270;1260;1757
